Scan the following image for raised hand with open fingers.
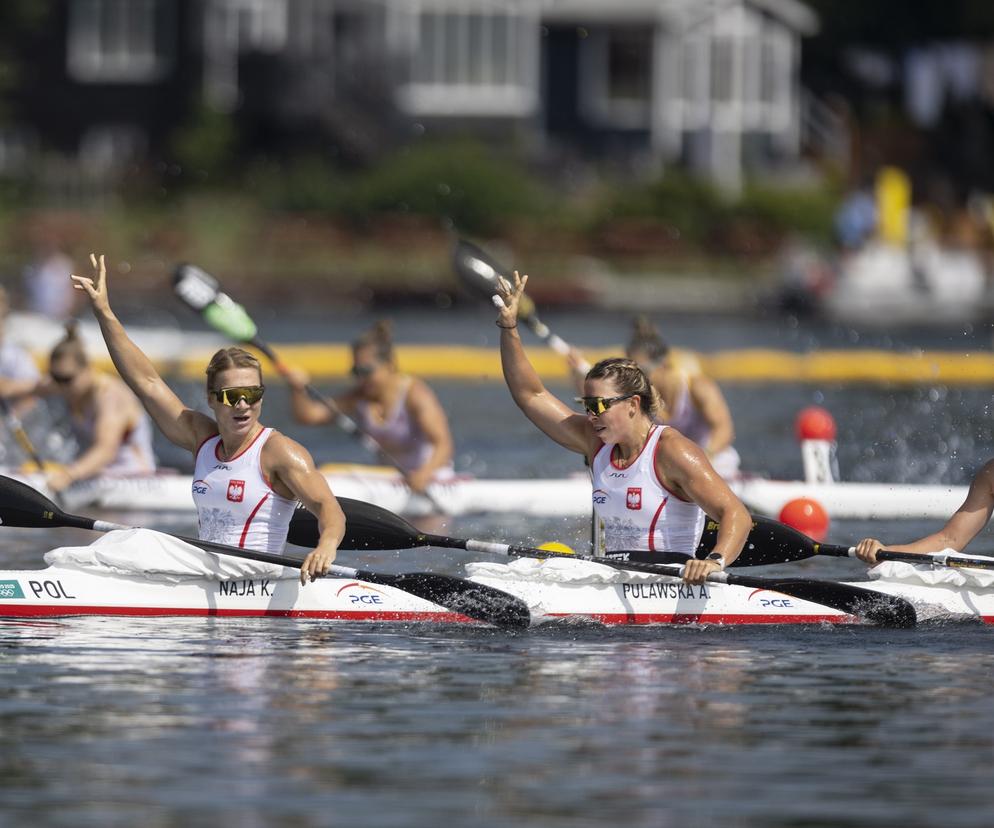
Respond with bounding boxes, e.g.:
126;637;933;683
494;270;528;329
70;253;111;314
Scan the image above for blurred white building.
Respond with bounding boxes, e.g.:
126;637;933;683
12;0;819;192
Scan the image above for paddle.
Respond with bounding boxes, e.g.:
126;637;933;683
0;397;63;506
0;475;530;628
818;546;994;571
452;239;588;368
285;497;916;627
289;501;843;568
172;263;447;513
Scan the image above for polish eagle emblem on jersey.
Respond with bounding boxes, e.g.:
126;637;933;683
227;479;245;503
626;487;642;510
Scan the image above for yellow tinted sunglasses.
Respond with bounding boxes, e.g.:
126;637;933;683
575;394;635;416
213;385;265;406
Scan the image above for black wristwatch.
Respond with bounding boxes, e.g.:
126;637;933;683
705;552;726;570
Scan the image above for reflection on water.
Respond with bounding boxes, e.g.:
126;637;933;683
1;618;993;826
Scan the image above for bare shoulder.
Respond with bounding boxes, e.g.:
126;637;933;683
689;373;722;398
656;426;708;469
262;429;316;471
406;376;435;399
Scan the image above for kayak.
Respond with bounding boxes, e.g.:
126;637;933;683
0;539;986;625
2;465;969;520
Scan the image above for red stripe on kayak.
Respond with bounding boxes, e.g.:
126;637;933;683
544;612;857;625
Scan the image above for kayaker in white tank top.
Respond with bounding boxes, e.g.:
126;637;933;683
41;323;157;493
288;320;454;495
663;370;741;480
496;269;751;584
74;253;346;585
193;426;296;552
354;377;453;479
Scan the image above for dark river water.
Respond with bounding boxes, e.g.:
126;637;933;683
2;307;993;827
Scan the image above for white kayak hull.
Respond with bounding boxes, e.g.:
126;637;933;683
3;466;969;521
0;564;987;625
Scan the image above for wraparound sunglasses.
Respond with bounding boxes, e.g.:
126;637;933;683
574;394;635;416
213;385;266;406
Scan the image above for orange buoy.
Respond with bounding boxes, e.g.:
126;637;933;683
779;497;830;542
795;406;837;442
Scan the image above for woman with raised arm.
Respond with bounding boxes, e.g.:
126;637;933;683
496;270;751;584
287;320;454;495
566;316;739;480
71;254;345;585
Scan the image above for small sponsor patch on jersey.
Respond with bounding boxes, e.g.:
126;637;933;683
227;479;245;503
626;487;642;510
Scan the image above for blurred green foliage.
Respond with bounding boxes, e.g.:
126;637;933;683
249;140;547;236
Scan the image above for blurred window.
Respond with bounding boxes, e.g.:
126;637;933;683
401;9;537;116
67;0;174;83
580;28;652;129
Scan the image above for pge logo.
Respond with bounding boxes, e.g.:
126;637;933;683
227;479;245;502
192;479;209;495
747;589;793;608
626;487;642;510
592;489;608;505
336;582;386;605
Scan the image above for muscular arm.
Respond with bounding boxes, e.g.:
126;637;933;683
689;375;735;456
404;379;454;490
856;461;994;562
497;284;590;461
73;254;214;452
62;386;132;482
265;433;346;585
656;430;751;581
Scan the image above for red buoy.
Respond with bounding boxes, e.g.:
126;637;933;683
779;497;830;542
795;406;837;442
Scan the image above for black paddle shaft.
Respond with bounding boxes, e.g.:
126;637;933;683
289;502;839;568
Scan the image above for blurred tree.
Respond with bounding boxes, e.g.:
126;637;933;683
168;102;239;187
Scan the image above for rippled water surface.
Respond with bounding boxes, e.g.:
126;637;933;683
3;310;994;826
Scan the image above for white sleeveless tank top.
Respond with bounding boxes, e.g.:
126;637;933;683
663;374;740;480
355;378;451;477
71;406;156;475
191;427;296;553
591;425;705;557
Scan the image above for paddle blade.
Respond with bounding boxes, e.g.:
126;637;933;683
726;572;916;628
287;497;427;551
203;294;258;342
0;474;90;530
173;263;220;310
376;570;531;629
697;514;827;567
173;263;258;341
452;239;506;295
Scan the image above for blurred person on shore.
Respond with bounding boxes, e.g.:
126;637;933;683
23;232;77;320
0;285;41;401
287;320;454;496
564;316;740;481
